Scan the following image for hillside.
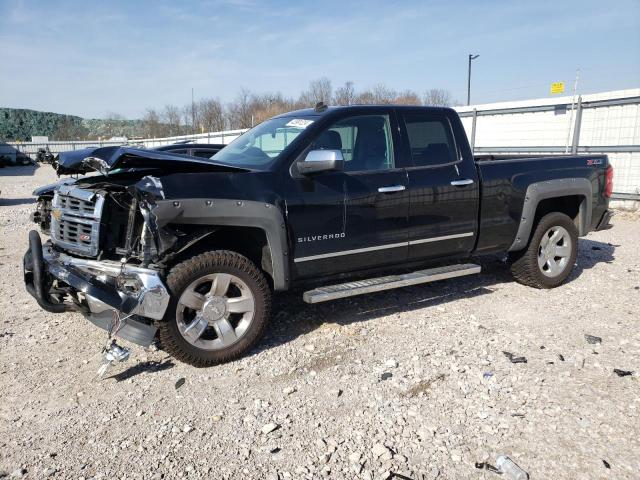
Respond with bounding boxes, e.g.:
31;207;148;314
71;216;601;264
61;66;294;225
0;107;145;141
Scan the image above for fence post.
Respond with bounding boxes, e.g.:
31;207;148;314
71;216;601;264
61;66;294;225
470;108;478;152
571;96;583;154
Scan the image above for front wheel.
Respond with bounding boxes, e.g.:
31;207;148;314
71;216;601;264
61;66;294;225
509;212;578;289
158;250;271;367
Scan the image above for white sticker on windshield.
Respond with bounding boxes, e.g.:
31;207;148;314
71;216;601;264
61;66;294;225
285;118;314;129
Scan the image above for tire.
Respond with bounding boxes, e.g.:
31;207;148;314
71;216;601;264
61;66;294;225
158;250;271;367
509;212;578;289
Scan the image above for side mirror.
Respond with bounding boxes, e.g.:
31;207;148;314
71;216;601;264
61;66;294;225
297;149;344;175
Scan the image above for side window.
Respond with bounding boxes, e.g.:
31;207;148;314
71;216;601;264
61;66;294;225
312;114;394;172
402;113;457;167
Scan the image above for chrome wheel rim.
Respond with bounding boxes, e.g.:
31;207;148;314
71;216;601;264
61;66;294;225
538;226;572;278
176;273;255;350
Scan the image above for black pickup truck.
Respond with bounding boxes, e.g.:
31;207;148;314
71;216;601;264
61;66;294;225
24;105;614;367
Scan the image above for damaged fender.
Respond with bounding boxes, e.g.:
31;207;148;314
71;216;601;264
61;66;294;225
128;175;290;290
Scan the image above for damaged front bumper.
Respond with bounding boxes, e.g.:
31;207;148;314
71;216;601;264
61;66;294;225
23;230;170;346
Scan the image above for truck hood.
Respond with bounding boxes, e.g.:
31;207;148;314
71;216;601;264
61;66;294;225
54;146;247;175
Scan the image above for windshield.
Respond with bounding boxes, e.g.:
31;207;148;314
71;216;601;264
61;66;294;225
210;116;315;169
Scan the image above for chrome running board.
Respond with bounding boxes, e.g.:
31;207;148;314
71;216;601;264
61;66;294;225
303;263;481;304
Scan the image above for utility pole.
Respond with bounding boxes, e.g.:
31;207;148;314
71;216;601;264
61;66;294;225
467;54;480;106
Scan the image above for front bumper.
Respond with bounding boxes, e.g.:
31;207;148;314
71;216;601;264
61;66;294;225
24;230;170;346
595;209;614;231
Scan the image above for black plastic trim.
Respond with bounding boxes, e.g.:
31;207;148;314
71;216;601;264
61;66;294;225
152;199;290;290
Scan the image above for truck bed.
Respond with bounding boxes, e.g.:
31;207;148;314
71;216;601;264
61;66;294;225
473;153;610;254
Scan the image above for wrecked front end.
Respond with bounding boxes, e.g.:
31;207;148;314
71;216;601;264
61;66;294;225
24;152;237;349
24;145;273;370
23;178;174;347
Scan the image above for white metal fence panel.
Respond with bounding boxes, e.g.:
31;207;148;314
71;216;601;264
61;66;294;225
455;88;640;199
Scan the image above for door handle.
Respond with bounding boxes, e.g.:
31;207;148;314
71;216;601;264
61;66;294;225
378;185;406;193
450;179;474;186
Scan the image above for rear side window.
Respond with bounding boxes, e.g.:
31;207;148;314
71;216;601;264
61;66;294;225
402;113;457;167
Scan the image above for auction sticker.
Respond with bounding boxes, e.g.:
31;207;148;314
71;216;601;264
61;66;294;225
285;118;314;128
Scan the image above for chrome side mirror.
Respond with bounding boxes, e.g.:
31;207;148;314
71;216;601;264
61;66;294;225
297;149;344;175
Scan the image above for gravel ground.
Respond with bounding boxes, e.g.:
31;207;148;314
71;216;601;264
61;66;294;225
1;165;639;480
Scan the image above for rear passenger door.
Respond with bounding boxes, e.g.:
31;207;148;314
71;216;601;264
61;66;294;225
398;109;479;261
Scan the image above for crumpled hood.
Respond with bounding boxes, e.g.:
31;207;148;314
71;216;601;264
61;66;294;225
54;145;246;175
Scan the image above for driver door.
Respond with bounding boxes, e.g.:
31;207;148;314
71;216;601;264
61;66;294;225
285;111;410;279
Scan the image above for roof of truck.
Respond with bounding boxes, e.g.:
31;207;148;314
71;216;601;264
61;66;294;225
273;104;454;119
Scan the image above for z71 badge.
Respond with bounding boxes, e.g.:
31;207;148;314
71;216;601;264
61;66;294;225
587;158;603;166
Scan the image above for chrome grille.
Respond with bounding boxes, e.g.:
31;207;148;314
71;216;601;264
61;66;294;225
50;187;104;257
57;195;97;215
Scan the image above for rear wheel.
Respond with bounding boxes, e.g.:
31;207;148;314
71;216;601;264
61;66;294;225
509;212;578;289
158;250;271;367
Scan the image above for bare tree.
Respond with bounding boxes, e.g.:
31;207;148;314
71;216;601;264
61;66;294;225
227;88;254;129
180;102;202;135
333;81;355;105
198;98;226;132
142;108;163;138
394;90;422;105
353;84;397;104
300;77;332;106
248;93;279;124
163;105;182;136
354;89;376;105
371;84;397;104
136;82;455;137
423;88;452;107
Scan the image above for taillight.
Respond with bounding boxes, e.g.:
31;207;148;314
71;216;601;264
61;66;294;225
604;165;614;198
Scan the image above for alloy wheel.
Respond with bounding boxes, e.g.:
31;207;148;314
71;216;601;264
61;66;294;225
537;226;572;277
176;273;255;350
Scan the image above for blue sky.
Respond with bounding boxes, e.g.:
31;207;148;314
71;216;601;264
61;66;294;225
1;0;639;119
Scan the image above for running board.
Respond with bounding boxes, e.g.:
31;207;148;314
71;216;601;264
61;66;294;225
303;263;481;304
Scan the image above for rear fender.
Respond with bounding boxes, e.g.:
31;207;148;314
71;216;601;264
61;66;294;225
508;178;592;251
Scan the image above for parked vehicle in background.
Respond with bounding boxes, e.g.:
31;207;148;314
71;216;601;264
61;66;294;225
35;147;55;164
24;104;614;368
0;151;33;166
153;141;226;158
